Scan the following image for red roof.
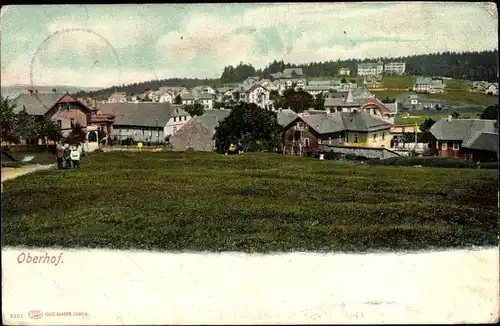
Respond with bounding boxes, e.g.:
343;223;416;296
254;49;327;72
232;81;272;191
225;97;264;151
361;98;391;114
58;94;77;103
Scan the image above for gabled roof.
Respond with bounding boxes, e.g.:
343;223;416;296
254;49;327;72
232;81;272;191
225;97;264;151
463;132;499;152
182;93;196;100
276;109;298;127
12;93;91;115
294;112;391;134
415;77;432;85
198;92;214;100
430;118;496;142
245;84;268;93
192;109;232;135
96;102;174;127
361;98;392;114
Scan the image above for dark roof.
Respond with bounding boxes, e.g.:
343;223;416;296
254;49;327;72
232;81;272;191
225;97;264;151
294;112;391;134
464;132;499;152
430;118;496;142
96;102;174;127
193;109;232;135
276;109;298;127
13;93;68;115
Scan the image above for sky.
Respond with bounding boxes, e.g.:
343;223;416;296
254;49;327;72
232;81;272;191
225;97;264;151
1;3;498;88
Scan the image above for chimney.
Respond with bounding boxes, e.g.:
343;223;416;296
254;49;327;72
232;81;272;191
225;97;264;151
447;115;452;122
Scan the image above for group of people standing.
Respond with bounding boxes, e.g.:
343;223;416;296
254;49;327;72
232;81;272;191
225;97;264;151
56;142;82;170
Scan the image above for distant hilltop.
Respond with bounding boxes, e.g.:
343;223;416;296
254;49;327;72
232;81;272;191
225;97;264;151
1;84;102;99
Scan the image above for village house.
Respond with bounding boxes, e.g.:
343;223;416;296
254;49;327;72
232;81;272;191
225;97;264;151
242;76;261;88
96;102;174;143
338;67;351;76
181;92;196;105
198;92;215;109
138;89;154;102
470;81;490;92
324;89;395;124
169;109;231;151
303;85;332;96
164;105;191;138
402;94;421;110
107;92;127;103
281;110;393;157
357;61;384;76
242;85;270;108
159;92;173;103
429;116;498;161
383;62;406;75
429;79;445;93
12;89;93;140
484;83;499;96
413;77;432;93
363;75;383;89
159;86;188;97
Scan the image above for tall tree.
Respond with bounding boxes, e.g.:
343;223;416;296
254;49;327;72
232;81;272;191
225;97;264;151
183;102;205;116
281;90;314;113
65;122;86;145
174;94;182;104
214;102;283;153
313;92;325;110
0;96;19;143
480;104;499;120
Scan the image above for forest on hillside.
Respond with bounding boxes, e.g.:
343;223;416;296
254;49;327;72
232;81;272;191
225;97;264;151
220;50;498;83
76;50;498;99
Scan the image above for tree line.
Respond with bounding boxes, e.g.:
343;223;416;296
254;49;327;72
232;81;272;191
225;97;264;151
220;50;498;83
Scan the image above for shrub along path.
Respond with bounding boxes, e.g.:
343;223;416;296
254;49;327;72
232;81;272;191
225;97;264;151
2;152;498;252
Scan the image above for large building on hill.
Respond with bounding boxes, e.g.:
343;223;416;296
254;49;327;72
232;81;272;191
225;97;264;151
383;62;406;75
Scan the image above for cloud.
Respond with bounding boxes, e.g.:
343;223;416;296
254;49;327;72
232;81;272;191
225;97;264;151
1;51;171;88
157;2;498;72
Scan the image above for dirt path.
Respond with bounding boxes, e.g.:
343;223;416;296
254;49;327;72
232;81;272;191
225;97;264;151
1;164;55;192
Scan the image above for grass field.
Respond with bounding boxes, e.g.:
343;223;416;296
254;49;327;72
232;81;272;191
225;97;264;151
382;76;414;89
2;152;498;252
394;112;480;125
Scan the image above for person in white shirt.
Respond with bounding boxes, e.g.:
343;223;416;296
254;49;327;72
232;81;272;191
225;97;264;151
70;145;81;168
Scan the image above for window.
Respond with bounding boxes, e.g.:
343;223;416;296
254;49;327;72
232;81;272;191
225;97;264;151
441;142;448;150
372;133;377;141
453;143;459;150
382;132;385;140
354;134;358;143
70;118;75;128
173;126;177;134
56;120;62;129
304;138;310;147
344;134;348;142
328;137;332;145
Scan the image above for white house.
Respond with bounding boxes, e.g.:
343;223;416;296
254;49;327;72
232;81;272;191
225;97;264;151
164;106;192;138
338;67;350;76
198;92;215;109
384;62;406;75
357;61;384;76
181;93;196;105
484;83;499;96
159;92;173;103
245;85;270;108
